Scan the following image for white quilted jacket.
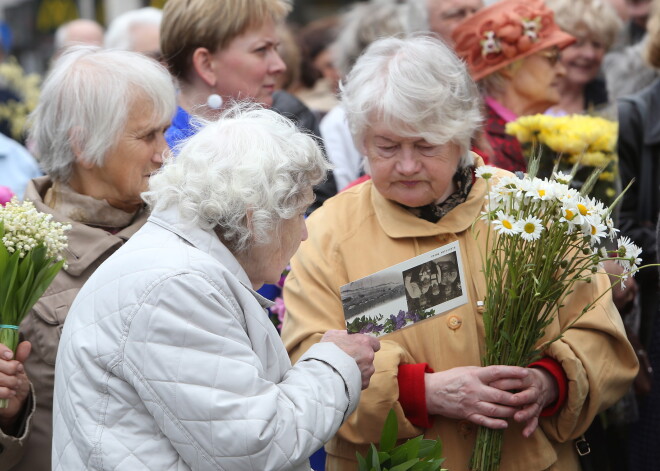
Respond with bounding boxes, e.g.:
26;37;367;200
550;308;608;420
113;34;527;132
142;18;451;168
52;206;362;470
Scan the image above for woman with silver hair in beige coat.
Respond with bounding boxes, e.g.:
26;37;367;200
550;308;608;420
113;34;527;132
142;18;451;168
282;35;637;471
0;47;177;471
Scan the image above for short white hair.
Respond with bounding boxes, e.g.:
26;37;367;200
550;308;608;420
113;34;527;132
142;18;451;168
143;105;330;254
105;7;163;51
341;35;482;167
28;46;176;182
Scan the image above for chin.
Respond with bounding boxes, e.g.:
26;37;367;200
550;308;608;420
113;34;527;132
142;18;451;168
259;95;274;108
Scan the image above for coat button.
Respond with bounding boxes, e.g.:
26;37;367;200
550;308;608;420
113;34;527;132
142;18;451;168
447;315;462;330
458;420;474;437
476;300;485;314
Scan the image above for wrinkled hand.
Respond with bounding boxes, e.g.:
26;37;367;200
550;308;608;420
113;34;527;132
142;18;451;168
489;367;558;437
425;365;530;429
0;341;31;433
321;330;380;389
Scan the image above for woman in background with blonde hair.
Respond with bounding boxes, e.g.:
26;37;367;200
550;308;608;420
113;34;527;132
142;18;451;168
545;0;622;115
160;0;336;210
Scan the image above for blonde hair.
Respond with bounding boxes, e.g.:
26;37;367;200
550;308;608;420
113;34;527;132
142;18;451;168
161;0;291;82
545;0;622;50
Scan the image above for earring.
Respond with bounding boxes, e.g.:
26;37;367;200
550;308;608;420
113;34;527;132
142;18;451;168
206;93;223;110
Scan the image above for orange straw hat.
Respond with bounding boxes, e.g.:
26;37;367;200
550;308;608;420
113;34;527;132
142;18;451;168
452;0;575;81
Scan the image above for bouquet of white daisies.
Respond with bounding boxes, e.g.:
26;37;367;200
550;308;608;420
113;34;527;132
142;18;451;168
469;159;641;471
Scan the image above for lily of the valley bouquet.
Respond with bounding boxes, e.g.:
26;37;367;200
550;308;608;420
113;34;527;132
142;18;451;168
0;198;69;408
469;160;641;471
506;114;619;206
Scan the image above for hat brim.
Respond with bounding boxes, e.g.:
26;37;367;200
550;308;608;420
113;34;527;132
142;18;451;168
473;30;575;82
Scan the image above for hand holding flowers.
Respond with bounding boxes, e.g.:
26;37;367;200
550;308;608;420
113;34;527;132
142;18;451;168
0;341;31;432
0;198;70;408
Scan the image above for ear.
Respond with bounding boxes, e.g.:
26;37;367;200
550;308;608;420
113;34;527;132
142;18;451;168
191;47;218;88
69;128;95;170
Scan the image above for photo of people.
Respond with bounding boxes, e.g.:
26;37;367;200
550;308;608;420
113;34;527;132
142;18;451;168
342;241;467;337
403;253;462;313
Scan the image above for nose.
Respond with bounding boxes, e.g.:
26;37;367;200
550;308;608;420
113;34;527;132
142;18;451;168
579;42;598;60
153;132;168;164
554;60;567;77
270;50;286;75
396;147;421;175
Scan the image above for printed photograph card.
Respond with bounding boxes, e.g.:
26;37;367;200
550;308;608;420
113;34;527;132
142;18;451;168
342;240;468;337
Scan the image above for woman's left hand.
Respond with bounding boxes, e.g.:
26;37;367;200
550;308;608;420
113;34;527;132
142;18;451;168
489;367;558;438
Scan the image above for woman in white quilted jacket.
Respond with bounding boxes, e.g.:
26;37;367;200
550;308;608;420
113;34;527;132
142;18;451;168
51;105;380;471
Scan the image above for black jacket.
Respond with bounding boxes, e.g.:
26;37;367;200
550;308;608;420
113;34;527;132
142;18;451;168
617;78;660;347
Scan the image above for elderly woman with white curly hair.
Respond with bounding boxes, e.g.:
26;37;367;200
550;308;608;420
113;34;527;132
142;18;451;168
0;46;176;471
51;105;380;471
281;35;636;471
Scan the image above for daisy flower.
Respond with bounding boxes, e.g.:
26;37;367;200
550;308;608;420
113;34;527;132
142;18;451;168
582;218;608;246
552;171;572;185
492;211;519;235
616;236;642;271
516;216;544;241
475;166;498;180
529;179;555;201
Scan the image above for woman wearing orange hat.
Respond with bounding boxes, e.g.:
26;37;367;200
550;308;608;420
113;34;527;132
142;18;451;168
453;0;575;172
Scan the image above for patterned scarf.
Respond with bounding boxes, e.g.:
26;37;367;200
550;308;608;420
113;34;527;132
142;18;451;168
405;166;475;223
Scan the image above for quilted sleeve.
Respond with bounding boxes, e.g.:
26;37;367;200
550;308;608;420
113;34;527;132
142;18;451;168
121;271;357;471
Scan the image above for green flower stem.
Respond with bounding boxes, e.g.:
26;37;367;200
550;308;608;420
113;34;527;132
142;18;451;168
0;326;19;409
470;427;503;471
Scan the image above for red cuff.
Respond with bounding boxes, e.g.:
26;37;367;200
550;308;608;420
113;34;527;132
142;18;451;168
398;363;434;428
529;357;568;417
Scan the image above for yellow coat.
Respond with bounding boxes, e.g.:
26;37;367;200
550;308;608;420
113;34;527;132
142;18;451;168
282;163;638;471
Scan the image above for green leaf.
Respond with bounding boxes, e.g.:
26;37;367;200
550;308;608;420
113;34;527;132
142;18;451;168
418;439;443;460
356;452;369;471
389;458;420;471
370;444;382;471
380;409;398;452
1;250;21;323
21;259;64;316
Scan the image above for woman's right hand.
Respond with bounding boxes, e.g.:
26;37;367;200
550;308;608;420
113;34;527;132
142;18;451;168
424;365;529;429
321;330;380;389
0;341;31;433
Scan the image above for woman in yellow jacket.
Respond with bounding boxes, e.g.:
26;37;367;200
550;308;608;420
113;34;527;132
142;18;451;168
281;35;637;471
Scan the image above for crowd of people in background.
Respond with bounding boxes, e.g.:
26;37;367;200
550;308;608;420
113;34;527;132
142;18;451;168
0;0;658;470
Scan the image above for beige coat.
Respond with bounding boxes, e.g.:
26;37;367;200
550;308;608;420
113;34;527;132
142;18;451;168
282;164;638;471
0;177;147;471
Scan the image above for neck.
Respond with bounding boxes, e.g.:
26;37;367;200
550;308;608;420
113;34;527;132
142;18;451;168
178;81;223;120
68;167;139;213
553;80;585;114
491;89;551;117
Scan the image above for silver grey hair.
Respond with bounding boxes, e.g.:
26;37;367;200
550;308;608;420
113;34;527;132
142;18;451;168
105;7;163;51
143;104;330;254
334;0;427;78
341;35;482;167
28;46;176;182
